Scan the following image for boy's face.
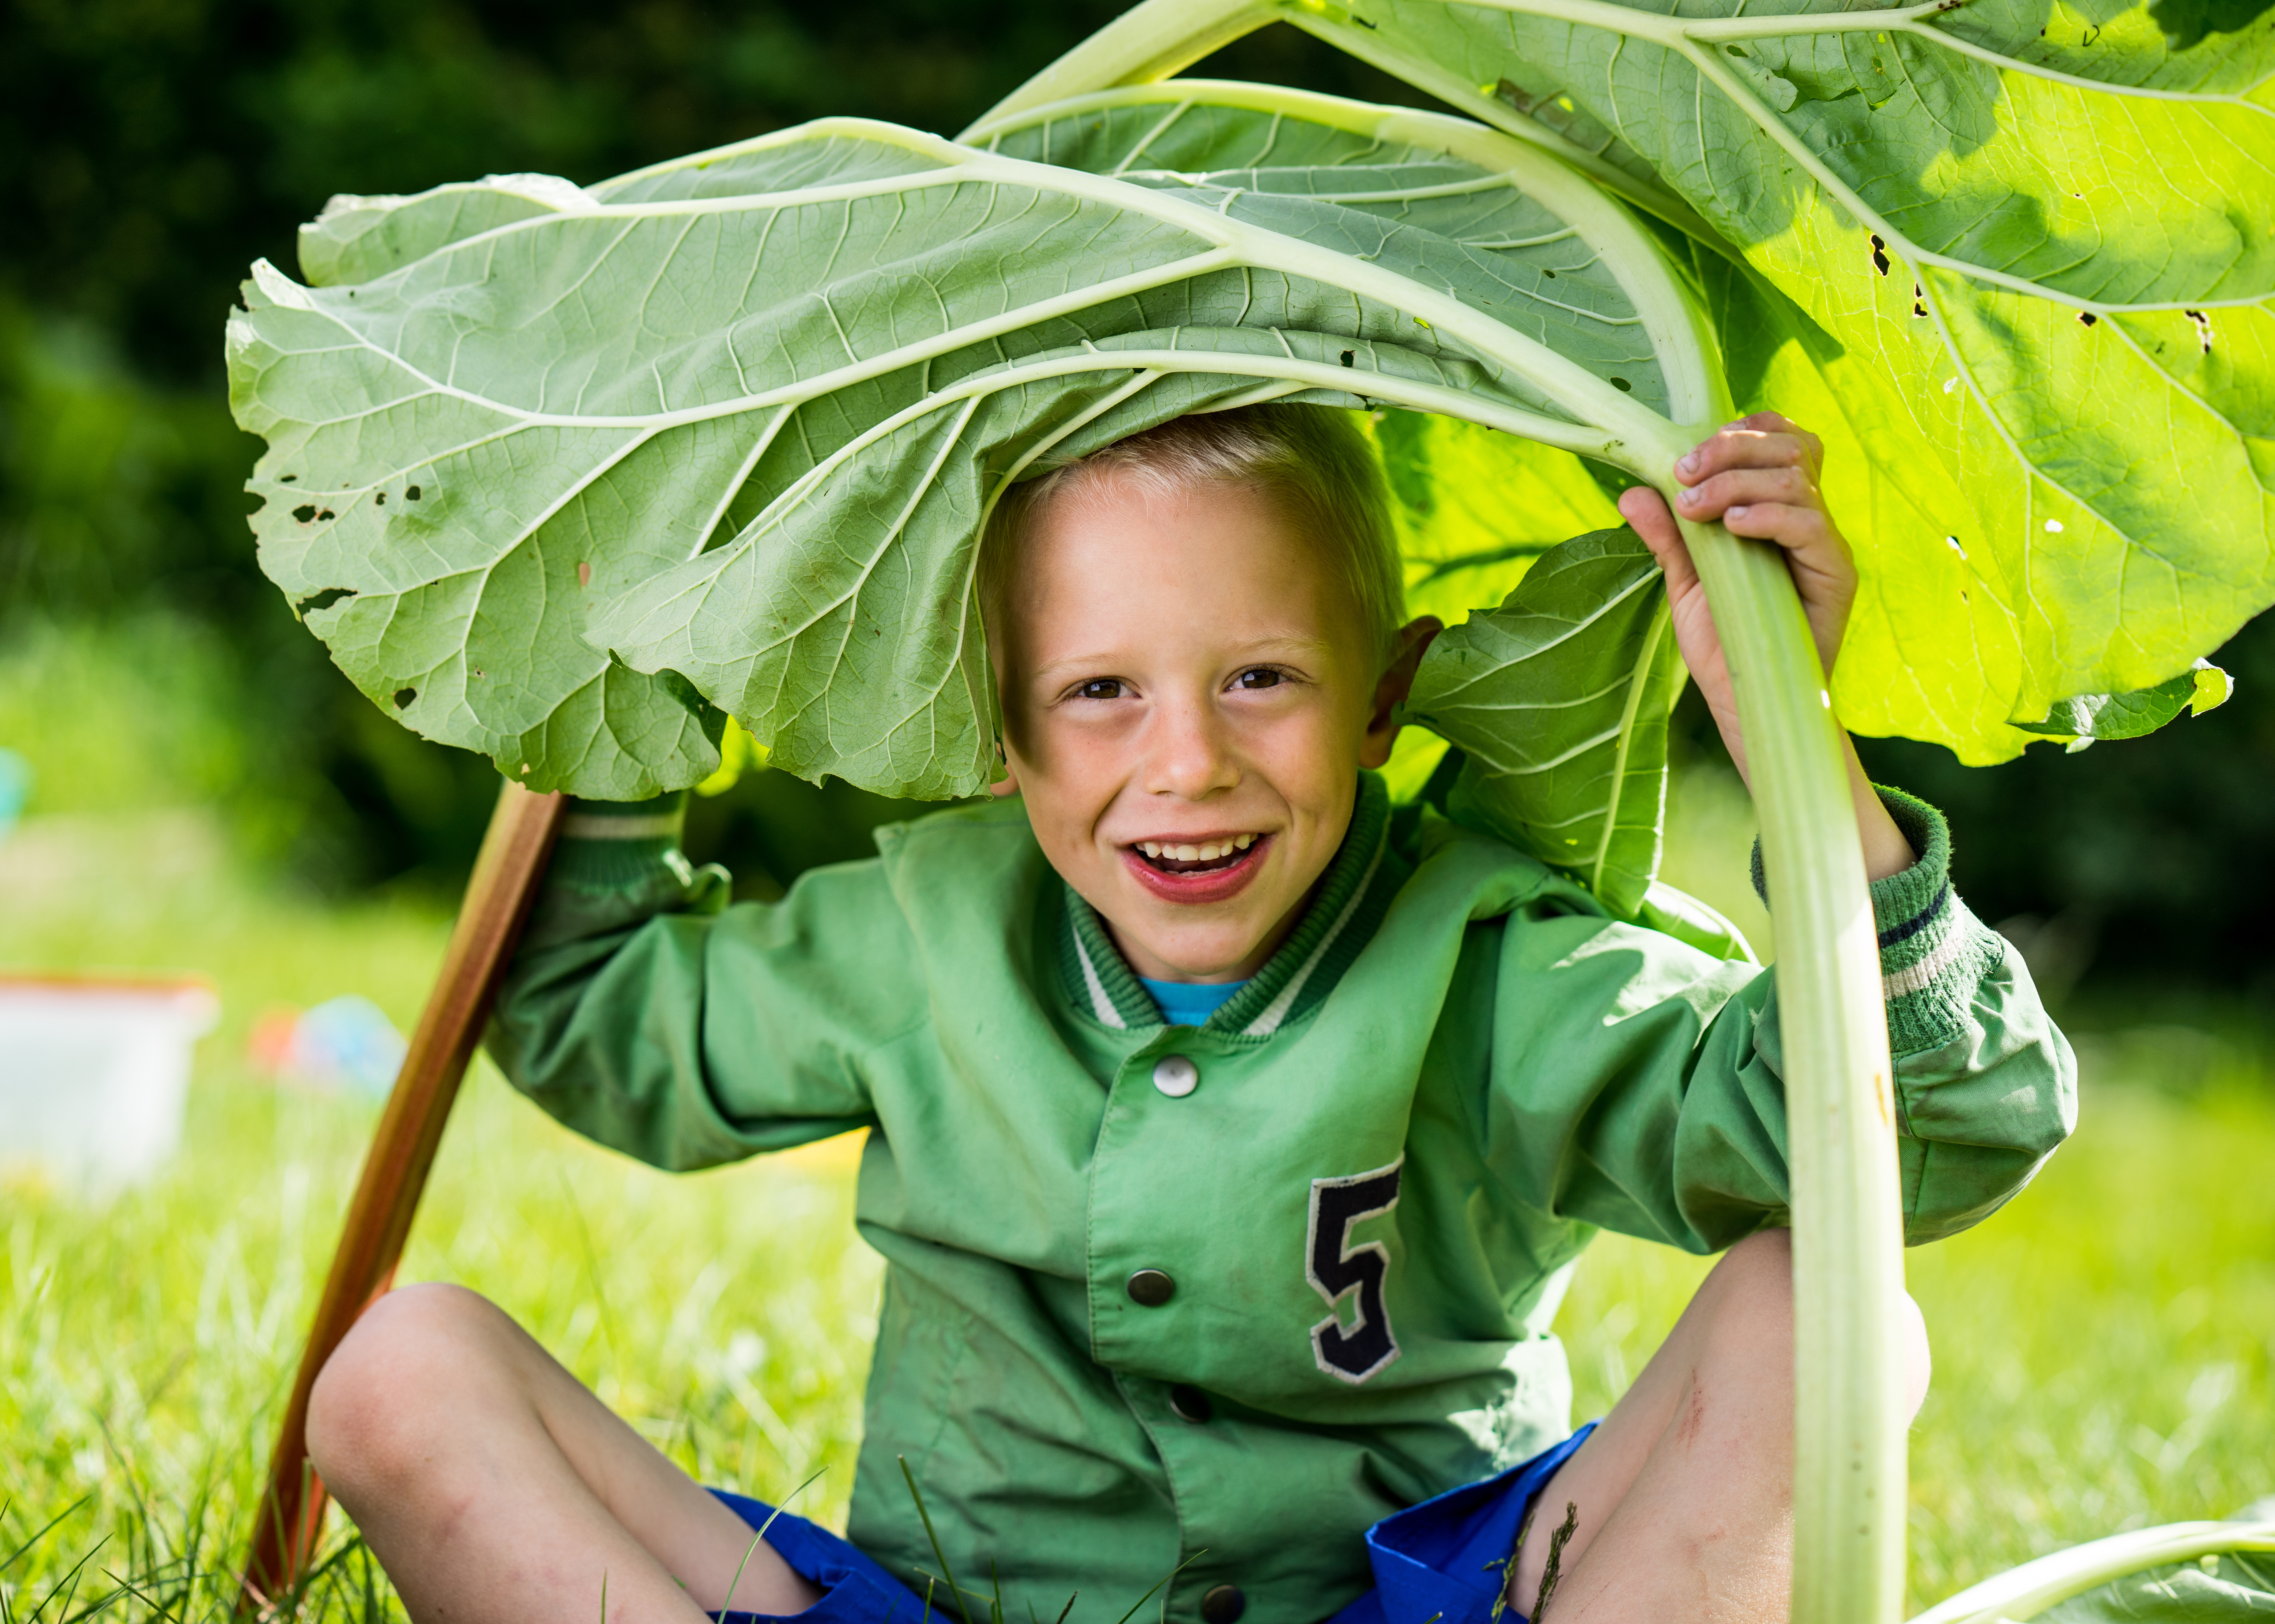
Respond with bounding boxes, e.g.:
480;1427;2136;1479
992;476;1429;984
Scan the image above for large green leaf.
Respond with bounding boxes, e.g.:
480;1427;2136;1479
1400;525;1687;913
983;0;2275;764
229;88;1725;798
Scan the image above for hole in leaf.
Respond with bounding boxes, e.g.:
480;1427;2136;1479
292;504;317;523
1913;302;1926;317
316;509;335;521
406;484;422;500
1340;350;1356;367
392;687;417;709
375;490;387;505
1609;377;1633;392
296;587;356;615
1868;233;1890;276
280;474;298;484
2077;311;2098;326
1543;268;1556;278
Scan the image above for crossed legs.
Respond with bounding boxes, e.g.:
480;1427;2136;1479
1508;1229;1933;1623
306;1283;822;1624
310;1233;1927;1624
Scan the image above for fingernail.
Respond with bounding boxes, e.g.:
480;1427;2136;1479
1677;452;1699;476
1677;486;1699;507
1727;504;1751;520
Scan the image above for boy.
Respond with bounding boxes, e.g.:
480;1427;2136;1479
305;407;2073;1624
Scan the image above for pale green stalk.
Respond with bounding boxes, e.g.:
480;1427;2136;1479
1906;1520;2275;1624
1675;504;1909;1624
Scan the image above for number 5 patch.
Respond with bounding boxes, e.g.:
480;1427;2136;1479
1306;1158;1404;1384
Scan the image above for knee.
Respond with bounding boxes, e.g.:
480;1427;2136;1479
1694;1230;1932;1419
1699;1227;1795;1355
1897;1287;1932;1419
307;1283;510;1495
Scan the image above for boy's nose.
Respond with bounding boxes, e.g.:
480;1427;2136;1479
1143;700;1240;800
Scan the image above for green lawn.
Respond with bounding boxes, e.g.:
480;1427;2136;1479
2;801;2269;1621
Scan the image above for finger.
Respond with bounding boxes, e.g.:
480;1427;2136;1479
1674;430;1817;487
1719;501;1840;559
1619;487;1700;594
1619;485;1679;554
1674;465;1819;523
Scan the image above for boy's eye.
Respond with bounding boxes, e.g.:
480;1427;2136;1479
1235;668;1282;690
1076;678;1125;700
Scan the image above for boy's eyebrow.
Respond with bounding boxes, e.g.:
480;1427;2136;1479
1028;635;1337;683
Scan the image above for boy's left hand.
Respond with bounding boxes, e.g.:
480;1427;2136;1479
1616;411;1853;771
1617;411;1917;880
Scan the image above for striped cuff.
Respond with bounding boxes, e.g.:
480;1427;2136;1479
1750;785;2007;1056
549;793;692;890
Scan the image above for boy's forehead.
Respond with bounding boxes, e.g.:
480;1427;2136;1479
1014;477;1359;639
1033;477;1346;609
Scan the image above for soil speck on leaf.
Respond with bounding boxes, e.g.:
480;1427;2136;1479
578;561;593;588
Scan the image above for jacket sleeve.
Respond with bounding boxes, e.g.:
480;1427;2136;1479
484;795;923;1172
1479;786;2077;1252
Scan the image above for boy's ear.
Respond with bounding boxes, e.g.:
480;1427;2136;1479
1360;616;1443;769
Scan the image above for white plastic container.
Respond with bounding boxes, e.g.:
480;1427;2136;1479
0;976;220;1195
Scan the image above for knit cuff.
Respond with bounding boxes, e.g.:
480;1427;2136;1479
549;793;692;889
1750;785;2007;1056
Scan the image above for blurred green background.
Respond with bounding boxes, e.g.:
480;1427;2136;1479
0;2;2269;1618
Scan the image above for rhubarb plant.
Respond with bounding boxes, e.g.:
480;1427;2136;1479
225;0;2271;1616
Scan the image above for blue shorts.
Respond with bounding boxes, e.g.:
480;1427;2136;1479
710;1423;1594;1624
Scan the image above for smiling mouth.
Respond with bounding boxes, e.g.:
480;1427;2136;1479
1132;834;1259;875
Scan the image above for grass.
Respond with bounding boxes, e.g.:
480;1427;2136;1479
1;784;2269;1620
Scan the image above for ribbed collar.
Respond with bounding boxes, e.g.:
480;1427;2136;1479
1057;774;1396;1039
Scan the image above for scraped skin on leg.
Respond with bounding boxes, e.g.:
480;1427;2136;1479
1505;1231;1931;1622
307;1282;823;1623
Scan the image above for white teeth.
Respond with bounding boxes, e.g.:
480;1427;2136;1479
1135;834;1261;863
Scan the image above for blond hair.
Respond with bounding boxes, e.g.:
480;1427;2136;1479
979;406;1406;667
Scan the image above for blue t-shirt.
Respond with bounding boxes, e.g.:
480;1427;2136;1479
1139;976;1248;1028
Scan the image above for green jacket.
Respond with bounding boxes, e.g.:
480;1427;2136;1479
488;774;2073;1624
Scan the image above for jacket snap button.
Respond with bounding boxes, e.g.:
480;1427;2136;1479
1169;1384;1213;1424
1126;1269;1176;1307
1200;1584;1246;1623
1152;1054;1198;1097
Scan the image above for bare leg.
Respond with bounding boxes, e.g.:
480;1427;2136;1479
1508;1230;1931;1623
307;1283;825;1624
